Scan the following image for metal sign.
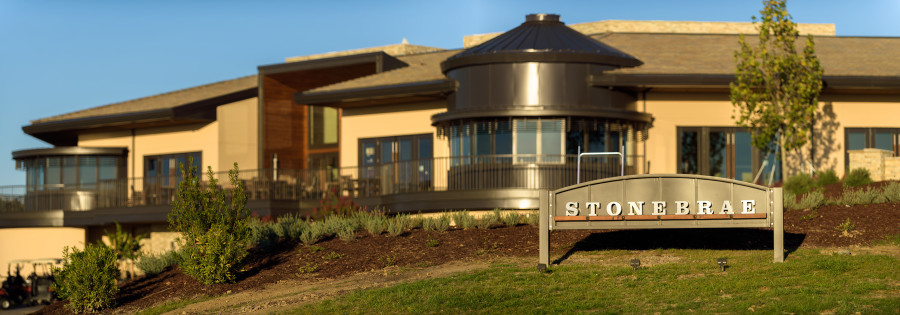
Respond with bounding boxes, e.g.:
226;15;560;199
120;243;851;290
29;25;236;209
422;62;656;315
538;174;784;270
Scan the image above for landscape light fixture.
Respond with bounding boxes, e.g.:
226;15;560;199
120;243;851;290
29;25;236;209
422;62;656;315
717;258;728;272
630;259;641;270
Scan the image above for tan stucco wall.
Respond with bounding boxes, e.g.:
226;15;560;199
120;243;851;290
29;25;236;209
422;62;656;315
340;101;448;168
643;92;736;175
645;93;900;179
217;97;259;173
0;227;85;275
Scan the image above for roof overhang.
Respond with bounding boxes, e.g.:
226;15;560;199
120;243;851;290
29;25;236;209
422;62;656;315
296;79;456;108
591;73;900;91
258;52;407;76
22;87;257;146
431;108;653;126
13;147;128;160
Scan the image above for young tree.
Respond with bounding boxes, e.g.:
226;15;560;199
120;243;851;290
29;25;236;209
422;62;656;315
168;159;250;284
104;221;146;280
730;0;823;183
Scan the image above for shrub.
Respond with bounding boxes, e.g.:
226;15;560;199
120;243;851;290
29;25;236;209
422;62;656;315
796;190;826;210
839;187;883;205
784;173;816;195
502;211;522;227
835;218;855;233
408;214;425;230
524;211;540;226
277;213;307;240
844;168;873;188
136;250;180;276
476;209;502;229
434;213;452;232
53;243;120;313
300;223;325;246
883;181;900;202
784;191;798;210
249;219;280;251
361;212;388;235
168;160;251;285
451;211;476;229
815;169;840;187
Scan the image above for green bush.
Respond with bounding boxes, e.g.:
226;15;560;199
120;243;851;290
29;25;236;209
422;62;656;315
249;219;280;251
409;214;425;230
796;190;826;210
784;173;816;195
53;243;120;313
476;209;502;229
168;160;251;285
524;211;540;226
300;223;325;246
386;215;409;237
136;250;180;276
784;191;798;210
883;181;900;202
844;168;873;188
451;211;476;229
815;169;840;187
502;211;522;227
361;211;388;235
839;187;883;205
278;213;307;240
434;213;452;232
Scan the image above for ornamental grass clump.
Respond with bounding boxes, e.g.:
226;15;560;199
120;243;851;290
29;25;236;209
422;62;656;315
53;243;120;313
168;160;251;285
361;211;388;235
476;209;503;229
434;213;452;231
300;223;325;246
278;213;307;240
524;211;540;226
386;215;407;237
502;211;522;227
136;249;181;276
452;211;476;229
883;181;900;202
839;187;884;206
796;190;826;210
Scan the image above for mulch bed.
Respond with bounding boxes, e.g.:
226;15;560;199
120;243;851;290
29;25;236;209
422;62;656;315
35;182;900;314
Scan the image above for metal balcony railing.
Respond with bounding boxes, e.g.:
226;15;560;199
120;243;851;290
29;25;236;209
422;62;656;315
0;154;629;213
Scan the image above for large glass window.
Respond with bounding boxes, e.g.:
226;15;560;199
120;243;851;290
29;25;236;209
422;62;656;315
18;154;125;191
144;152;201;203
308;106;339;149
677;127;778;183
359;134;433;193
844;128;900;170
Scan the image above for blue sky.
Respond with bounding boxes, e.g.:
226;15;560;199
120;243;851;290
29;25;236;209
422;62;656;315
1;0;898;186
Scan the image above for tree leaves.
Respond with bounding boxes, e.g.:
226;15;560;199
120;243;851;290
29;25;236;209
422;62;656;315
730;0;823;158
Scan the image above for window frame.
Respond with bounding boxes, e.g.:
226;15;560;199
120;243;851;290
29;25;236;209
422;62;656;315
844;127;900;170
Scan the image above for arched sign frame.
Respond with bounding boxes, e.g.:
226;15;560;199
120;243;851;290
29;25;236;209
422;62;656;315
538;174;784;269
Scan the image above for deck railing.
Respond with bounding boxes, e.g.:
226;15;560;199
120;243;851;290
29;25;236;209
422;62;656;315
0;154;626;213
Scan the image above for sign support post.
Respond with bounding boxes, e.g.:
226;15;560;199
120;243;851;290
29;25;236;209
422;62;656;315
538;190;550;270
773;187;784;263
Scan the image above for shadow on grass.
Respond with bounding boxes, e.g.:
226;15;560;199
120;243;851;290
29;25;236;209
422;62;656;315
551;228;805;265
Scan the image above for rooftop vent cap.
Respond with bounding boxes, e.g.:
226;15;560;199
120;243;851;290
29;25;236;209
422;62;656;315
525;13;560;23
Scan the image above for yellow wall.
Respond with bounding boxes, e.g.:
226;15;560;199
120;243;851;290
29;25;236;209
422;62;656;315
644;92;900;178
217;98;259;172
0;227;85;275
643;92;736;175
340;101;448;168
77;98;259;183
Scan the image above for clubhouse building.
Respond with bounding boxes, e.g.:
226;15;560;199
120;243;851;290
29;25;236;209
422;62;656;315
2;15;898;264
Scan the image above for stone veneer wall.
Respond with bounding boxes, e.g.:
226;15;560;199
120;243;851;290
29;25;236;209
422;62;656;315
848;148;900;181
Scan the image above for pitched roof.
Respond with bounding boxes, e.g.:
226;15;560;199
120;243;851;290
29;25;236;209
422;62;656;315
302;50;459;94
301;33;900;102
599;33;900;77
32;75;258;124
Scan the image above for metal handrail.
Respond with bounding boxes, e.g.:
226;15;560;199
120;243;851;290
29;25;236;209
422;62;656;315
576;145;624;183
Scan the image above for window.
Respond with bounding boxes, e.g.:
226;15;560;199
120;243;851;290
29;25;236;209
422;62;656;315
677;127;778;183
20;155;125;192
845;128;900;169
144;152;201;191
308;106;339;149
359;134;433;192
449;118;565;164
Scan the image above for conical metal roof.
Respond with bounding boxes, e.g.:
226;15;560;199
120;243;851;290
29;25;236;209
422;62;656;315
441;14;642;72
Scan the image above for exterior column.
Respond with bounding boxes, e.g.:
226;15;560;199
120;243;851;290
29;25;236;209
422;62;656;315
773;188;784;263
538;190;550;270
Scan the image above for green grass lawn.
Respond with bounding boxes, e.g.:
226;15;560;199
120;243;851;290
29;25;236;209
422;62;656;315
284;249;899;314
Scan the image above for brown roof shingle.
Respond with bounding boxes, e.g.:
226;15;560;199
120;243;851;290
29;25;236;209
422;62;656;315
32;75;257;124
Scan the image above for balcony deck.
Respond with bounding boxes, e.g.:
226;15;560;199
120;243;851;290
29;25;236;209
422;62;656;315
1;155;628;227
